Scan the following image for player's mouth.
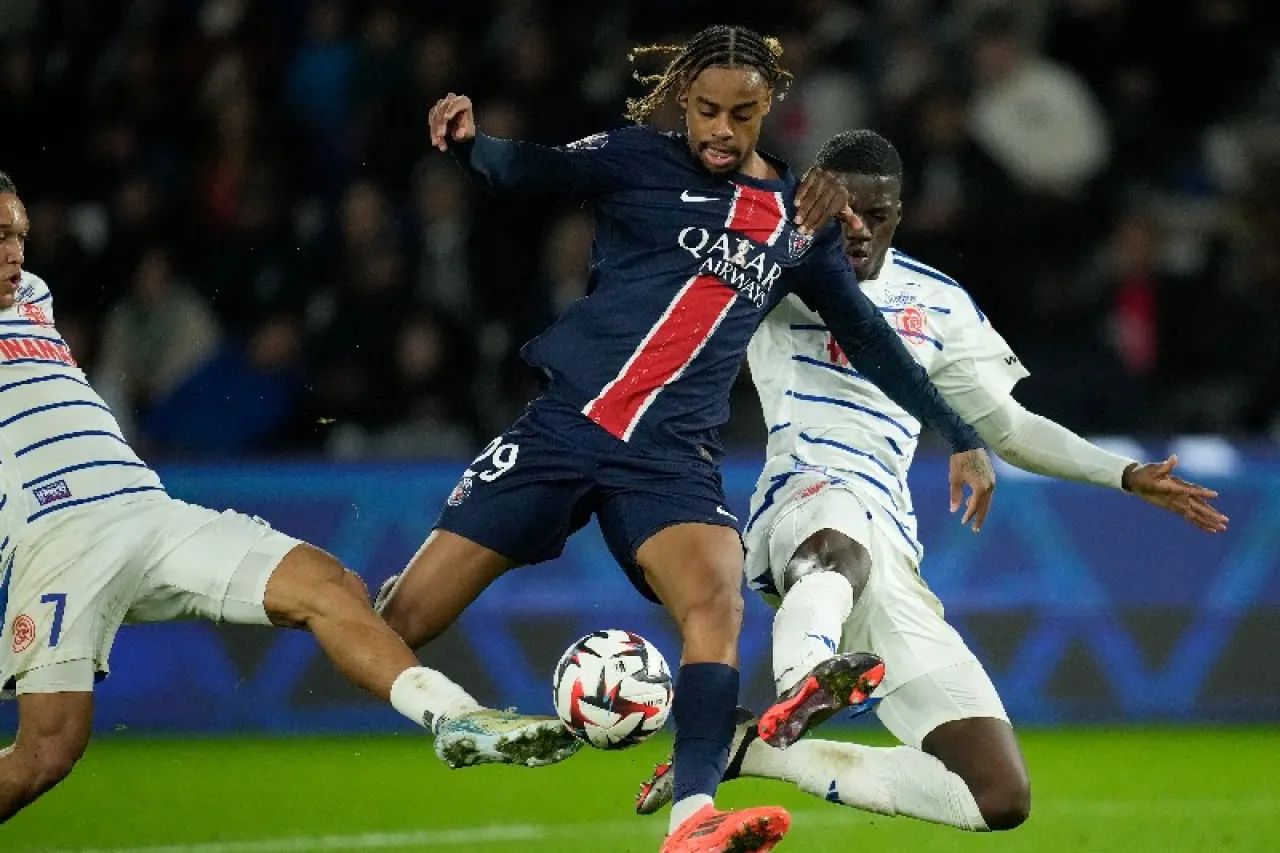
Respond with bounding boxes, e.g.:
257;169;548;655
700;145;739;171
845;244;873;277
2;270;19;293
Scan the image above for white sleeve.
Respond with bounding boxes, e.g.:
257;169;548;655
926;287;1029;420
969;395;1137;490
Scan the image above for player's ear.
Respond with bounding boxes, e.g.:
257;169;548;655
761;90;773;117
677;87;689;110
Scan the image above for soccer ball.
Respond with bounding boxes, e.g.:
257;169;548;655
553;629;673;749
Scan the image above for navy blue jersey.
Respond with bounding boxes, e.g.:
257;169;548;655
455;125;980;459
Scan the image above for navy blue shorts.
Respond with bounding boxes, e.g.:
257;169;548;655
435;396;739;602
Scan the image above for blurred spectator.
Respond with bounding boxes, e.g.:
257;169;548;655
305;180;411;436
896;88;1013;294
95;248;223;441
350;5;416;185
411;161;476;324
201;166;307;335
968;8;1111;197
766;29;869;167
286;0;355;186
365;310;481;458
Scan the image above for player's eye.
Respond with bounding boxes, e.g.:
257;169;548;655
732;111;753;123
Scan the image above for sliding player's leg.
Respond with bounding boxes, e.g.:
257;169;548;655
641;525;1030;832
0;687;92;822
744;477;887;746
759;527;885;746
122;497;578;770
728;662;1028;831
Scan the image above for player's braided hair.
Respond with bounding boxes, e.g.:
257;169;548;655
625;25;791;123
814;130;903;182
0;171;16;195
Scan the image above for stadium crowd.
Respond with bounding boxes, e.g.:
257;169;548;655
3;0;1277;457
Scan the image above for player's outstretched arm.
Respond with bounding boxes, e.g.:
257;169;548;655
428;93;622;198
956;388;1228;533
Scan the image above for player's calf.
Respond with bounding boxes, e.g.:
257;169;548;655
923;716;1031;830
377;530;515;650
1;691;93;823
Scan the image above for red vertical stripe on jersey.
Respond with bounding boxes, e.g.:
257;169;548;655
725;186;787;246
584;276;737;440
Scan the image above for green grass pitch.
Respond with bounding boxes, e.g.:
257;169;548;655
4;727;1278;852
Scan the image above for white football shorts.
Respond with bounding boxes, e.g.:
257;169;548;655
0;494;301;696
744;470;1009;747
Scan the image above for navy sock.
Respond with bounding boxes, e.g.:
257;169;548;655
672;662;740;802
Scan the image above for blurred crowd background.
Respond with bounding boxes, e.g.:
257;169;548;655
3;0;1277;459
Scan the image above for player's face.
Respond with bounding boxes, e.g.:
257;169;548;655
679;67;772;175
838;174;901;281
0;194;29;310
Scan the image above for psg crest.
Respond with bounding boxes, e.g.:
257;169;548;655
446;476;473;507
787;228;814;259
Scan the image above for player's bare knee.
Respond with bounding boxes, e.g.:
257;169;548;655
341;569;371;605
974;779;1032;830
679;579;744;638
265;545;360;627
784;529;871;599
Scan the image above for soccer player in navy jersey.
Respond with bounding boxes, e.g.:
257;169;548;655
377;26;996;853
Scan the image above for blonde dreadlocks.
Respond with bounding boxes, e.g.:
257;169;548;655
625;25;791;123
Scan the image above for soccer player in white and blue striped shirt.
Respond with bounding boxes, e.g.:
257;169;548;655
0;172;577;822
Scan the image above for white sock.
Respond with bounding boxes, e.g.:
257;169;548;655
739;738;988;831
669;794;714;834
772;571;854;693
389;666;483;734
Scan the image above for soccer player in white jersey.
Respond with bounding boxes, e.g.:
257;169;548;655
0;172;577;822
635;132;1228;831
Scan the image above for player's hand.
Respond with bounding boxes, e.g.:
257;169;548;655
428;93;476;152
793;167;851;235
949;449;995;532
1123;456;1228;533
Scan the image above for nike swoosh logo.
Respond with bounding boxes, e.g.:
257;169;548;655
716;506;738;520
681;191;718;203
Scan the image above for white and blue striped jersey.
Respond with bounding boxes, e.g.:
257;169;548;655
0;271;164;530
747;249;1028;562
0;435;20;584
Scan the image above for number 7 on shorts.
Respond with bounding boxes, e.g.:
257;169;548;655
39;592;67;647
